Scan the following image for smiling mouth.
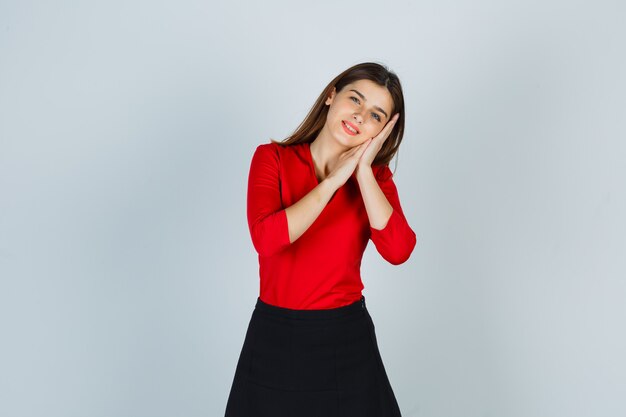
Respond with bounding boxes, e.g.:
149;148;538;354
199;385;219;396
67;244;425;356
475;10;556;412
342;120;359;135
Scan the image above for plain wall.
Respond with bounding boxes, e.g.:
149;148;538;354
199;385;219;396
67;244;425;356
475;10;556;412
1;1;625;416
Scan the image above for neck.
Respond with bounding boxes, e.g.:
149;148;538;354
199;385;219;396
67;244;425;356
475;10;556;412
309;126;350;175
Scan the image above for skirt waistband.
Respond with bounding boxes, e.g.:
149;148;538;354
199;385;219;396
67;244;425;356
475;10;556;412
254;296;367;320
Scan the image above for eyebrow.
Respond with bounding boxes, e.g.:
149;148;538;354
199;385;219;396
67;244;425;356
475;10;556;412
349;89;389;119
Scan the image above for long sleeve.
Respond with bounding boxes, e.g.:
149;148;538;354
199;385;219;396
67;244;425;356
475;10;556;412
247;144;291;257
369;165;417;265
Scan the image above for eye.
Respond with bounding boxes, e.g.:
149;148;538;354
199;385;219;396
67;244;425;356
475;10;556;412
350;96;360;104
372;113;381;122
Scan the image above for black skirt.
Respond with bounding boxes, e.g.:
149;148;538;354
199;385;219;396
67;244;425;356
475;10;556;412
224;295;402;417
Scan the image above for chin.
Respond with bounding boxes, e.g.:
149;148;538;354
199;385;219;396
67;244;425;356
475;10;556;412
337;132;361;148
331;133;351;148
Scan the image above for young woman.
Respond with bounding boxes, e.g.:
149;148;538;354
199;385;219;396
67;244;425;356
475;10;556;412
224;62;417;417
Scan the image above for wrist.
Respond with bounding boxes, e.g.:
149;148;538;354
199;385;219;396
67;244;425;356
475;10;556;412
320;176;340;193
356;164;373;179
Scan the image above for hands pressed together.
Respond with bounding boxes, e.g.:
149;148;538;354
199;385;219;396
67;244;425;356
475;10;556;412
327;113;400;189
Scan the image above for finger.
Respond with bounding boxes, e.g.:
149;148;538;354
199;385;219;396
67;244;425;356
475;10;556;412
345;144;363;156
345;139;372;160
349;139;370;152
376;116;399;141
371;115;399;142
356;138;373;158
383;115;399;133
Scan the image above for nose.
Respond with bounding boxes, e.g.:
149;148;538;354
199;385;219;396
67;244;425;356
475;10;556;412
352;112;363;125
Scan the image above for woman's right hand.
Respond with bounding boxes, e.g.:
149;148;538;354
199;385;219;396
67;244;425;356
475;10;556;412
326;139;373;189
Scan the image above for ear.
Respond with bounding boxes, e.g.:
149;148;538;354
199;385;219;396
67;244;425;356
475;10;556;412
325;87;337;105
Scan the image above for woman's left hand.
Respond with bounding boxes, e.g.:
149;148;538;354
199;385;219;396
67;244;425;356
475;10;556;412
357;113;400;169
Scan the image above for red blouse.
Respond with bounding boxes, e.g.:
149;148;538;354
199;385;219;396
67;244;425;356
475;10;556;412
247;141;417;310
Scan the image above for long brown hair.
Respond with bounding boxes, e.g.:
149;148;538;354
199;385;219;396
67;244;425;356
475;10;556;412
271;62;406;177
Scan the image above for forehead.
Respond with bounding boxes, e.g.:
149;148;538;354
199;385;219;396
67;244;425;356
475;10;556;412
342;79;394;113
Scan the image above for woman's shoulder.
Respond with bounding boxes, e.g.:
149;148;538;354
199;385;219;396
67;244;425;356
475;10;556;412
254;140;279;152
253;140;305;159
252;140;280;159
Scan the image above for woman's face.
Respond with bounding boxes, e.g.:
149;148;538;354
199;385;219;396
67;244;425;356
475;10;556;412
324;79;395;149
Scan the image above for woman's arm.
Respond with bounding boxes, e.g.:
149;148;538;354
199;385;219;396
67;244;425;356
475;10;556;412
247;144;340;257
284;179;338;244
356;165;417;265
355;165;394;230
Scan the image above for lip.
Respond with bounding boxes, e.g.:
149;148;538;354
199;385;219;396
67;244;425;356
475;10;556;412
342;120;359;135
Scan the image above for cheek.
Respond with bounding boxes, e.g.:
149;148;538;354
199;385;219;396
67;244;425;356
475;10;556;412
357;136;373;147
366;125;384;138
328;106;346;122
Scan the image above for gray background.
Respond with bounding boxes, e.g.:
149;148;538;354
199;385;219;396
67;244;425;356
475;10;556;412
1;1;625;416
